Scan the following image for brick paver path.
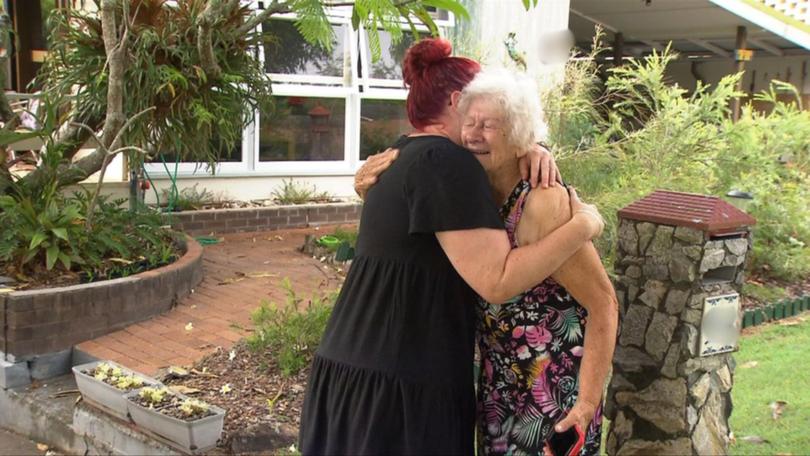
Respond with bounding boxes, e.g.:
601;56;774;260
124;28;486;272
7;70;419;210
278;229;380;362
76;227;344;375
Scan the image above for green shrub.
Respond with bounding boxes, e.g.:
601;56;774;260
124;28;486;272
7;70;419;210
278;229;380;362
271;179;333;205
162;184;216;211
0;185;179;284
544;30;810;280
247;279;335;377
331;227;358;248
742;283;788;304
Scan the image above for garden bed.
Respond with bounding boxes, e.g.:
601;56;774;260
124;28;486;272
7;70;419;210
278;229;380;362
0;237;204;361
162;342;307;454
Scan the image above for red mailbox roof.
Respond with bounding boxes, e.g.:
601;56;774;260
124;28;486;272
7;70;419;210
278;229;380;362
618;190;756;235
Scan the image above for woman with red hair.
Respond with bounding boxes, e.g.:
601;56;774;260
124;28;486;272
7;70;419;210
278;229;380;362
299;38;604;455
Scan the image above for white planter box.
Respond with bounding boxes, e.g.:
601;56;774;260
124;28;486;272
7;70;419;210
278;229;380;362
124;390;226;454
72;360;158;421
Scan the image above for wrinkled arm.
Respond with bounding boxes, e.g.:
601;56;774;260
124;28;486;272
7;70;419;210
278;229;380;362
517;187;618;433
354;148;398;199
436;188;602;304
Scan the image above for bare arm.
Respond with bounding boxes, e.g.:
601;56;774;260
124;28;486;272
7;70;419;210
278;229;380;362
436;188;603;304
516;187;619;433
355;144;560;199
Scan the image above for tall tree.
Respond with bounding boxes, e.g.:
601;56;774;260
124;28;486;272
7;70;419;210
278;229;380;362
1;0;469;197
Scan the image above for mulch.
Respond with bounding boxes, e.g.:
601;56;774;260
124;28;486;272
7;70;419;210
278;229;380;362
742;274;810;310
161;342;308;454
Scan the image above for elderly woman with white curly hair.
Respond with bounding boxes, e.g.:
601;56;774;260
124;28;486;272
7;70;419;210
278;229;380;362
457;69;618;456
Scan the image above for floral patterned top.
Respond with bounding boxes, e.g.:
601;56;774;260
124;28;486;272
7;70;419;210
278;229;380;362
476;180;603;456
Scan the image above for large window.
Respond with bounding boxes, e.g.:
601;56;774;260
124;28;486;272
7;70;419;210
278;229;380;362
145;5;450;178
259;96;347;162
360;99;410;160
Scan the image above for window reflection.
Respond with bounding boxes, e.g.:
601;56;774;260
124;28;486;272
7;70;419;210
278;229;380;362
364;31;427;80
260;96;346;162
360;99;411;160
263;19;345;77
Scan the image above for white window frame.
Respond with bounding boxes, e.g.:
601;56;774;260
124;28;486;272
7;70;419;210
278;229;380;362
145;3;453;179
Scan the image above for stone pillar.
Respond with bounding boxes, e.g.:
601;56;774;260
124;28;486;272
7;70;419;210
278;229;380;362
605;191;756;455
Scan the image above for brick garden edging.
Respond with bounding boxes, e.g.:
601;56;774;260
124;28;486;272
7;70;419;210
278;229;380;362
0;237;203;387
165;202;362;236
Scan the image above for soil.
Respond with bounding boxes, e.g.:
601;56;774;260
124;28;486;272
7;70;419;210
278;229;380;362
132;393;216;422
741;274;810;310
162;342;308;453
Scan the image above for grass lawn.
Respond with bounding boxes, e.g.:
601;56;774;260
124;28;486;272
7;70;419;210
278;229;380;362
730;314;810;455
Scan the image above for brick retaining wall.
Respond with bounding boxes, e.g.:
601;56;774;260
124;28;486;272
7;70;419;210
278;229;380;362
0;238;204;362
165;202;363;236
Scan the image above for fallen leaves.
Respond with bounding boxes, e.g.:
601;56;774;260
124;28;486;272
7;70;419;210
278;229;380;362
170;385;201;395
739;435;769;445
185;322;194;332
36;443;48;452
229;350;237;361
739;360;759;369
220;383;233;395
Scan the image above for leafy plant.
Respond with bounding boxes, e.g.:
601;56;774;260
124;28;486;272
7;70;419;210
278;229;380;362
162;183;216;211
139;386;171;405
331;227;358;248
544;29;810;280
90;363;146;391
271;178;333;205
178;398;210;417
247;279;335;377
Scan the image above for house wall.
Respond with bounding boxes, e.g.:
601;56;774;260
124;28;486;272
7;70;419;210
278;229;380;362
667;54;810;96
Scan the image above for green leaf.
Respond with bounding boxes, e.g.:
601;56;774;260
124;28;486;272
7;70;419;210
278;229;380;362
46;245;60;270
351;5;361;30
30;231;48;250
22;249;39;265
59;252;72;270
422;0;470;20
52;227;69;241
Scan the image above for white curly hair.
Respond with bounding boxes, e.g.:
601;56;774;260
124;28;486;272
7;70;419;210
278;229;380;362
457;68;547;156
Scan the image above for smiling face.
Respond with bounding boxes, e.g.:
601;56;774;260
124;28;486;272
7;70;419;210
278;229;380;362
461;97;512;171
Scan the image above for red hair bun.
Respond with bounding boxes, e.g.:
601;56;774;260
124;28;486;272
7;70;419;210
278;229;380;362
403;38;453;86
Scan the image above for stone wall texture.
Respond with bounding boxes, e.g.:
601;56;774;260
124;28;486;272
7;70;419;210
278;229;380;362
166;203;362;236
606;219;752;455
1;238;204;362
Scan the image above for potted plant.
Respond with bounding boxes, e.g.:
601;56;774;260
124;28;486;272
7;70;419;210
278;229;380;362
125;386;225;454
72;360;156;420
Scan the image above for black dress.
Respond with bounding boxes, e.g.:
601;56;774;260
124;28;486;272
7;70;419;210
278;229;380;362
299;135;505;455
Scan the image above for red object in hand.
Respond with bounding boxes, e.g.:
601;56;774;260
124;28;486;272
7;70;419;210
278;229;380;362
545;424;585;456
140;180;151;190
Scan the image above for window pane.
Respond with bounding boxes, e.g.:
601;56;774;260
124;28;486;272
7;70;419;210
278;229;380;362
259;96;346;162
360;99;411;160
263;19;345;77
364;31;427;80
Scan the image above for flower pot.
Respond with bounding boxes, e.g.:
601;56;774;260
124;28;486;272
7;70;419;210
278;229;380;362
317;235;341;251
72;360;157;421
125;390;225;454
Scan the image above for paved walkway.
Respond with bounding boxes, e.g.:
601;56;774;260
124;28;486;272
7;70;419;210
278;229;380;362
0;428;47;455
77;227;344;375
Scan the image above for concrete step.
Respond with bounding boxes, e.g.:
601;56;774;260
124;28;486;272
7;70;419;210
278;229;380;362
0;428;48;455
0;375;177;455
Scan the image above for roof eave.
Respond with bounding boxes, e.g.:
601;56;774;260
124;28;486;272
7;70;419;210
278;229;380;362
709;0;810;51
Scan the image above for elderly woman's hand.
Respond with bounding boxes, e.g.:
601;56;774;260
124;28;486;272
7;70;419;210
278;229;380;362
519;143;561;189
554;398;598;438
568;187;604;239
354;148;399;199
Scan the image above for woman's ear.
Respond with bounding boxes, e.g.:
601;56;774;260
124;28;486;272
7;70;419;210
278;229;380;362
450;91;462;110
